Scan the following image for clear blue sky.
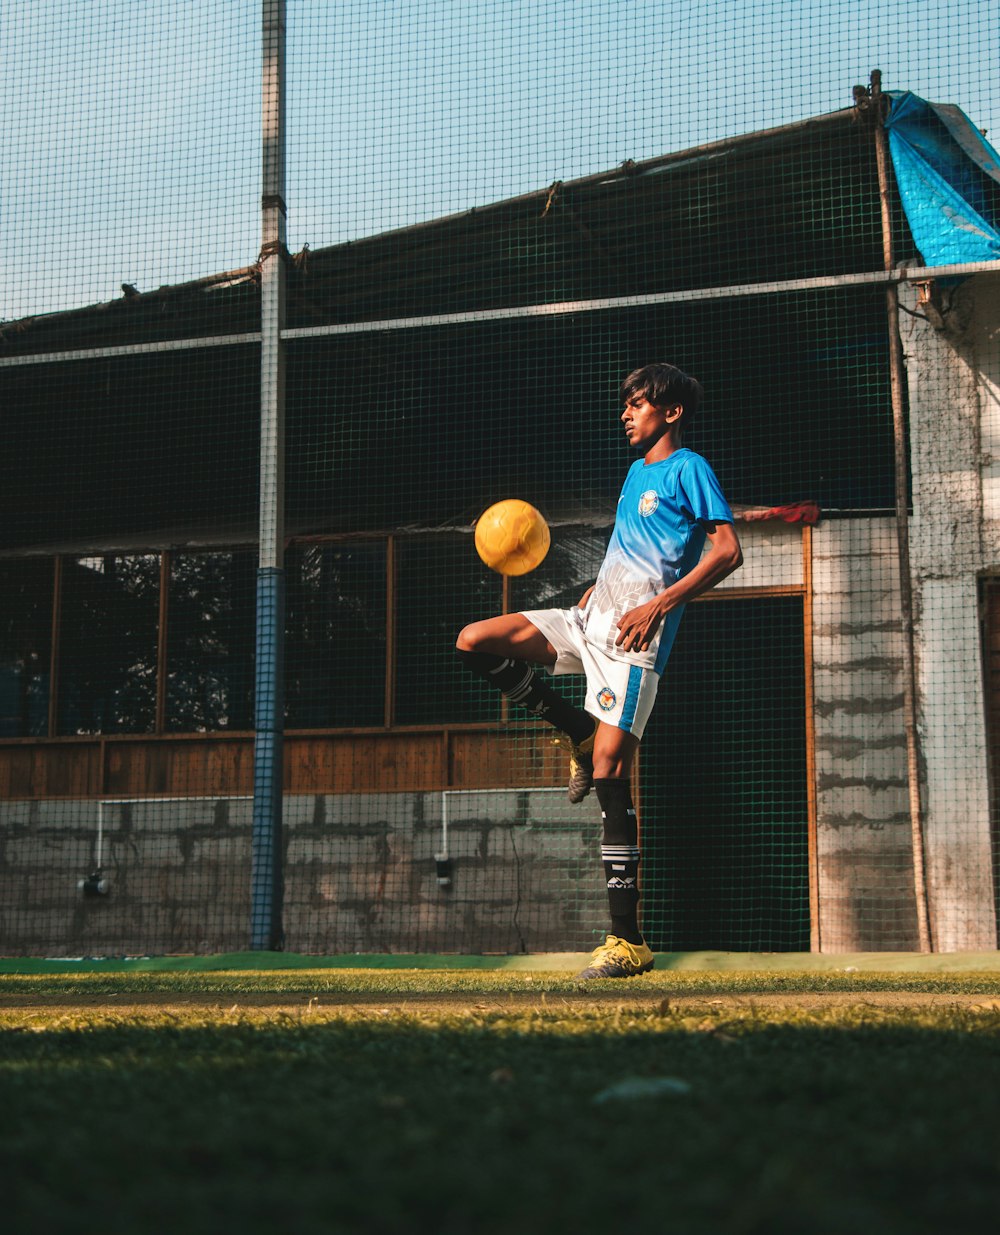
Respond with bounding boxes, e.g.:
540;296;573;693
3;0;997;321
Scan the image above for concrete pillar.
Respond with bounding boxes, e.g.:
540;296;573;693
903;274;998;950
811;518;918;951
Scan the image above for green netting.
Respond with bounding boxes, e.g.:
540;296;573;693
642;597;811;953
2;1;999;958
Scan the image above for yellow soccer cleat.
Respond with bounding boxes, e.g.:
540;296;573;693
575;935;655;980
553;727;596;804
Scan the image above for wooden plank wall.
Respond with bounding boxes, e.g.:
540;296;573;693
0;726;565;799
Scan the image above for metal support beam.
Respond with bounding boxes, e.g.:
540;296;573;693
868;69;933;952
250;0;287;951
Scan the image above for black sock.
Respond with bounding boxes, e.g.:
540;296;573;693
595;777;643;945
456;649;595;744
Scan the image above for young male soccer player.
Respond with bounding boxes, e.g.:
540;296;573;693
455;363;742;979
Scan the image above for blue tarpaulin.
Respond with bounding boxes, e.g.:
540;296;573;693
886;91;1000;267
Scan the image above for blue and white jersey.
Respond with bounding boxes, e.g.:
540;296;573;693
581;448;734;673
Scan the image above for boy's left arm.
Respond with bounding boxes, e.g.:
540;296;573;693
615;521;743;653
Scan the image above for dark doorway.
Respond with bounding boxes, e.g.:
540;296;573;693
979;578;1000;937
640;595;810;951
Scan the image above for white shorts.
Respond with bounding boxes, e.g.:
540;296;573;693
520;607;661;739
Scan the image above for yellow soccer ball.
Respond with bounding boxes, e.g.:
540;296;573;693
474;499;551;576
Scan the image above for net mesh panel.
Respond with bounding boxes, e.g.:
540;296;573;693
642;598;810;952
2;1;999;956
285;544;386;730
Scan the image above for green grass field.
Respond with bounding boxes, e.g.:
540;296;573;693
4;962;1000;1234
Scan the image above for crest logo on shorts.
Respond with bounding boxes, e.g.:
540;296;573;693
596;686;617;711
638;490;659;517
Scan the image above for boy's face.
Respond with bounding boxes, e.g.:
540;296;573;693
621;392;683;453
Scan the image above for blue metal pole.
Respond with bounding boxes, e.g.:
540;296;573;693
251;0;287;950
250;566;285;950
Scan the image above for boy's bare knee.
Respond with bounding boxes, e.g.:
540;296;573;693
592;727;639;780
455;624;481;652
593;754;631;780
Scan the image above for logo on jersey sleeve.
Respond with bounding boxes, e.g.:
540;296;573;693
596;686;617;711
638;490;659;517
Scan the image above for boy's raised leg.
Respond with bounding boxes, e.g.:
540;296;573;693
455;615;597;798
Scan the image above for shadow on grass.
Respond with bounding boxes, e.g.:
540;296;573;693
3;1005;1000;1234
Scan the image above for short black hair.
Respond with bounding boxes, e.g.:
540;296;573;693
619;363;703;429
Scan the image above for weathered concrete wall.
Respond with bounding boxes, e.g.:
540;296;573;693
0;797;252;956
808;273;1000;952
282;790;607;953
901;273;999;950
811;518;918;950
0;791;608;956
811;274;1000;952
714;520;805;591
